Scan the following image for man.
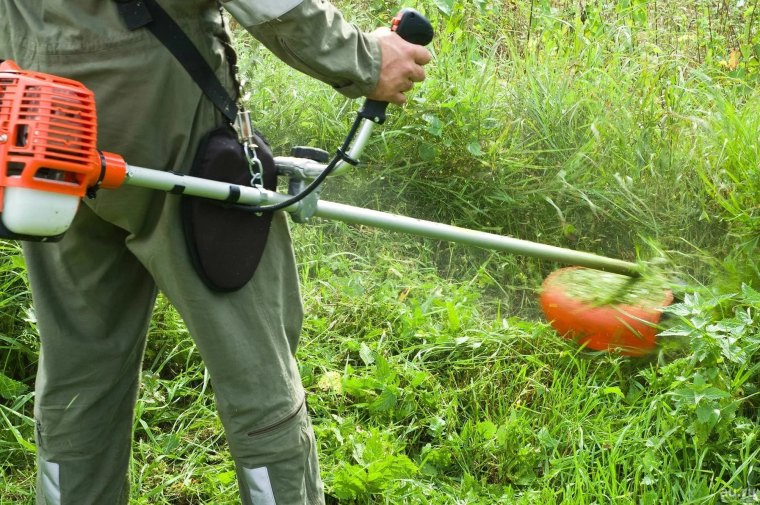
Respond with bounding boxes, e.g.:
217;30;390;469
0;1;431;503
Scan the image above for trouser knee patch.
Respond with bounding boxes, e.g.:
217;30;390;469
235;405;324;505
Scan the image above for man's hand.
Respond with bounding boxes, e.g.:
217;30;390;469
367;28;432;105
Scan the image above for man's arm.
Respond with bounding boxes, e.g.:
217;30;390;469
221;0;431;103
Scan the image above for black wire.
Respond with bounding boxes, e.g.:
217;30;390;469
229;113;364;214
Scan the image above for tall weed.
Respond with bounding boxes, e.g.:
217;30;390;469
693;81;760;286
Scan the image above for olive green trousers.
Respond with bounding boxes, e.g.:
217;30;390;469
2;8;324;504
25;202;324;505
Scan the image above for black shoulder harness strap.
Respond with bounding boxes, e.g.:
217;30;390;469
114;0;238;123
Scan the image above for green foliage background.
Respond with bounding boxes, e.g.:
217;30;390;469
2;0;759;503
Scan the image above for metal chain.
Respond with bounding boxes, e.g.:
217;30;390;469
244;142;264;187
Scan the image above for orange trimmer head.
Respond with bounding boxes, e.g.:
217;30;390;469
540;267;673;356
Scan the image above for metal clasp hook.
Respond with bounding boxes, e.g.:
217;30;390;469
236;109;263;187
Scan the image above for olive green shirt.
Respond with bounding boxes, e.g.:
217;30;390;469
0;0;381;98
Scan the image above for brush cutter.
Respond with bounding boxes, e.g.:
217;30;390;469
0;10;671;356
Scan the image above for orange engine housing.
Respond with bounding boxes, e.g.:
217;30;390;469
0;60;125;239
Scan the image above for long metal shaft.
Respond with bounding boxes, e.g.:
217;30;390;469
125;165;641;277
314;201;641;276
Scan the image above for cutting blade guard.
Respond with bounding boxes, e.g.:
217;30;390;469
0;60;125;240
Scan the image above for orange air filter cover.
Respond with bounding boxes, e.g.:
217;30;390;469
0;61;126;239
0;60;103;198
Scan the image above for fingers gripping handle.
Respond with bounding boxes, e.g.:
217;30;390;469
359;9;434;124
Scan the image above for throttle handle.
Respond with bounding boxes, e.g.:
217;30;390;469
359;8;434;124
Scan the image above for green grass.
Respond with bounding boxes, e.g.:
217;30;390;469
2;0;760;503
294;223;759;504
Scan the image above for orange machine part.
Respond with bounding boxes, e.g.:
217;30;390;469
0;60;126;206
94;150;127;190
540;267;673;357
